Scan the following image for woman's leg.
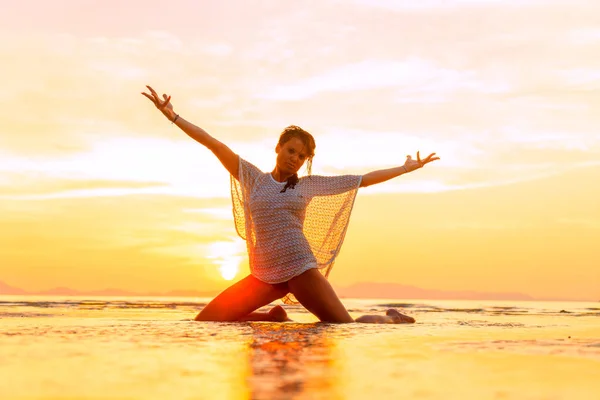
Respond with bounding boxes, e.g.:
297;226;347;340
287;268;353;323
195;275;289;322
287;269;415;324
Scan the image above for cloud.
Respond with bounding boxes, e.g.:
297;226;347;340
497;128;599;151
349;0;573;10
305;122;600;195
569;28;600;44
0;189;240;292
257;58;510;101
432;220;532;230
557;218;600;229
0;31;254;157
560;68;600;87
0;136;234;199
202;43;234;57
0;175;168;197
2;0;599;200
0;187;174;201
183;207;233;220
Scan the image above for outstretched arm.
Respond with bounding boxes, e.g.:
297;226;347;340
142;85;239;179
360;151;439;188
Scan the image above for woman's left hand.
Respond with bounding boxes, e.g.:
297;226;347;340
404;151;439;172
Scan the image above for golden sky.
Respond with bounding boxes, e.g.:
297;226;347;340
1;0;599;300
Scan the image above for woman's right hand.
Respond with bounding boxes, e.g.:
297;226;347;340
142;85;176;121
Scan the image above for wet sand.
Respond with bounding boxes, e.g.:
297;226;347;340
1;296;599;399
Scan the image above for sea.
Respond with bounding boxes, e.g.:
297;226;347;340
1;296;599;400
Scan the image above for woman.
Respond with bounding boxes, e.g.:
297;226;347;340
142;85;439;324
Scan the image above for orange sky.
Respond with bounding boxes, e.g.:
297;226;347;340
1;1;599;300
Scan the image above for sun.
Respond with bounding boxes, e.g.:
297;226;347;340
207;240;245;281
219;258;240;281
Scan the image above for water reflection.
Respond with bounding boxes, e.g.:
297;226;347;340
245;323;341;400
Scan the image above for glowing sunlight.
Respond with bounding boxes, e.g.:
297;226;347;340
207;240;246;281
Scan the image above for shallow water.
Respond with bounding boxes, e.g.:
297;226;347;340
1;296;599;399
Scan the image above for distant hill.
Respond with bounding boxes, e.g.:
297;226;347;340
0;281;28;295
335;282;534;301
0;279;539;300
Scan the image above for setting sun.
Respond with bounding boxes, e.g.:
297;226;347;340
219;259;241;281
206;240;245;281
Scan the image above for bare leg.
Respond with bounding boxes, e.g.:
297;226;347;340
195;275;289;322
288;269;415;324
288;268;353;323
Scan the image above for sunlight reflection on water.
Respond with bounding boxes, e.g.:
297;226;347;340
1;297;599;399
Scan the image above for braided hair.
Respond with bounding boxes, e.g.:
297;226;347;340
277;125;315;193
280;173;299;193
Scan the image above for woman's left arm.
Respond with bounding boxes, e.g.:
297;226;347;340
360;151;439;188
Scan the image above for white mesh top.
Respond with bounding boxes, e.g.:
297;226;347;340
231;157;362;293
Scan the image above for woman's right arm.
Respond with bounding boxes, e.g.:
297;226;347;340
173;116;239;179
142;85;239;179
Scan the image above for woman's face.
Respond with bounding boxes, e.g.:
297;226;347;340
276;136;309;175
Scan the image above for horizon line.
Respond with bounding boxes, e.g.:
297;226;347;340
0;280;595;302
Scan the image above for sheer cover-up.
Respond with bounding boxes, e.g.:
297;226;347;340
231;158;362;304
